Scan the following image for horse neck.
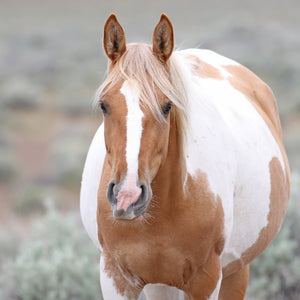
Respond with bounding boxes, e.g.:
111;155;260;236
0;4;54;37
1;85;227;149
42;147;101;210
150;112;186;212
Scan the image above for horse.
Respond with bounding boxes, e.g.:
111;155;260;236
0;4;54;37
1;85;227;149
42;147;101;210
80;14;290;300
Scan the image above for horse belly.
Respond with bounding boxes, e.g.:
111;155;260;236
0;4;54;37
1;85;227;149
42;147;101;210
80;124;105;251
184;74;289;273
207;81;289;273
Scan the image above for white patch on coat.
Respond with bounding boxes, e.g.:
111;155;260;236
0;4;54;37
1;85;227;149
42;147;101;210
181;48;239;78
174;49;285;268
80;125;105;251
100;255;130;300
208;271;222;300
143;284;183;300
117;80;144;209
182;48;240;67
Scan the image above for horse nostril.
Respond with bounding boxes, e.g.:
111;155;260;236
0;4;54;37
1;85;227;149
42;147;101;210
134;183;149;207
107;181;117;205
140;183;146;199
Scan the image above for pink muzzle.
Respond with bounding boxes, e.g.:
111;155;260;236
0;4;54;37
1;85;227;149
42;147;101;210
116;174;142;211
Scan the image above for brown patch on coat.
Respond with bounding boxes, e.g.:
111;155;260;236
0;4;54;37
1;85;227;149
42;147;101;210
97;112;225;299
226;65;282;136
186;55;224;80
223;157;289;277
219;265;249;300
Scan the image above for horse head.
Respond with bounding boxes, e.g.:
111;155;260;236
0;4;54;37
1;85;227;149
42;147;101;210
98;14;181;220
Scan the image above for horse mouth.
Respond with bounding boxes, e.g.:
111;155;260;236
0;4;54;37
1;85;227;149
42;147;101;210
112;209;145;221
112;197;150;221
114;213;144;222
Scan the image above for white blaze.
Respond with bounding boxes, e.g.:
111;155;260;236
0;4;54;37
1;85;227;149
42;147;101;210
117;80;144;211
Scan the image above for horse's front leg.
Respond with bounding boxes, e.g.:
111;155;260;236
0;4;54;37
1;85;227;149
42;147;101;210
184;251;222;300
100;255;143;300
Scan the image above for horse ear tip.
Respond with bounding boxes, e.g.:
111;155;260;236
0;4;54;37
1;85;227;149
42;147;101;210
106;13;118;23
160;13;171;22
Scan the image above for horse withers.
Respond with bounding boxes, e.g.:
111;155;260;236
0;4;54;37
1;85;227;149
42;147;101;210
80;14;290;300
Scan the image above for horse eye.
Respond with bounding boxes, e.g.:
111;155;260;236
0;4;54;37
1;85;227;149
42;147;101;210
99;102;108;114
162;102;172;116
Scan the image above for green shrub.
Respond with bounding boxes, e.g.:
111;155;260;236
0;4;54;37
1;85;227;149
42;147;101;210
0;133;16;182
0;229;21;300
14;186;48;215
0;230;20;267
0;149;16;182
248;173;300;300
0;209;102;300
0;77;42;110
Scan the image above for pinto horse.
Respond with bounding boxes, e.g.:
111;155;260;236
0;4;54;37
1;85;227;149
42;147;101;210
80;14;290;300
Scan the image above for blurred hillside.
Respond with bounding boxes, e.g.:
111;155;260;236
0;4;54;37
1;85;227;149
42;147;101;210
0;0;299;299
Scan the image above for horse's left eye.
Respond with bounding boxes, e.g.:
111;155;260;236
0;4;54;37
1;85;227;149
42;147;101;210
162;102;172;116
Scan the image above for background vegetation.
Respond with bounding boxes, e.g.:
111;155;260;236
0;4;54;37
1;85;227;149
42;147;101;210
0;0;299;299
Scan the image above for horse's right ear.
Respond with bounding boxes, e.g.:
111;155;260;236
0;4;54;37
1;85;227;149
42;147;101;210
103;14;126;63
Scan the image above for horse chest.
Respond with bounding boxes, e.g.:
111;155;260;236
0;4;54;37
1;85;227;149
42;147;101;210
102;210;223;291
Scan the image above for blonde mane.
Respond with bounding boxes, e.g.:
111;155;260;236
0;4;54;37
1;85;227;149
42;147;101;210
96;43;189;168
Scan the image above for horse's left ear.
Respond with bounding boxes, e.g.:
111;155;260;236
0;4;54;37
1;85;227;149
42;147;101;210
152;14;174;63
103;14;126;63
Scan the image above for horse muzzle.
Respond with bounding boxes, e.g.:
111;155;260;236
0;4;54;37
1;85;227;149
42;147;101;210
107;180;152;220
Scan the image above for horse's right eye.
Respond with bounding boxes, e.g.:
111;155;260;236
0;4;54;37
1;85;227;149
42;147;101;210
100;102;108;114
